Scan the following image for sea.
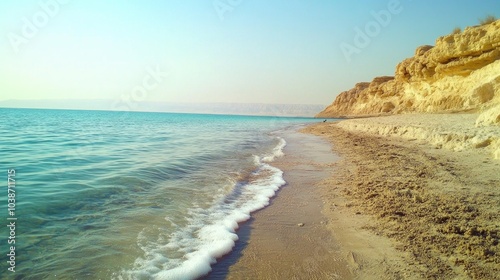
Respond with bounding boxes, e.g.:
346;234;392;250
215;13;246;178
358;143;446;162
0;108;322;279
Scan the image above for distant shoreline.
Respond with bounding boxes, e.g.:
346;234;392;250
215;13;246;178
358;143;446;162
0;101;326;118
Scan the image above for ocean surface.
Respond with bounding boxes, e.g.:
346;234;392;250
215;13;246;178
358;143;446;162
0;108;321;279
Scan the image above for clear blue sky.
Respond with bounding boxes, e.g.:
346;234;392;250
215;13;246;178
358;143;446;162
0;0;498;107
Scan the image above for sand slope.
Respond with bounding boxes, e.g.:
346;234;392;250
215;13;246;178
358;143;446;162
335;113;500;159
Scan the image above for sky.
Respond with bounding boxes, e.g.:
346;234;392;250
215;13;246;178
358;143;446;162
0;0;498;110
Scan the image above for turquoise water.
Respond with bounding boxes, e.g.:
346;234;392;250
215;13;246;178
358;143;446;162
0;108;320;279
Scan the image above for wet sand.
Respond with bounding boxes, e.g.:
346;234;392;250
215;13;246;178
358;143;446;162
225;131;352;279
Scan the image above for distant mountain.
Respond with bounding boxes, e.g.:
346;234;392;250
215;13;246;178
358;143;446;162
0;99;326;117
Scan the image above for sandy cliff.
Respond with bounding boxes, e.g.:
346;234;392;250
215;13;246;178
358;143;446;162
317;20;500;126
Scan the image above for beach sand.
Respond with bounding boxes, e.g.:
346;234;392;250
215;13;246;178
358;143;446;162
225;131;352;279
226;114;500;279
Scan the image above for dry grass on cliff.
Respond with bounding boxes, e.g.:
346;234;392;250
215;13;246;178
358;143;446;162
479;15;497;26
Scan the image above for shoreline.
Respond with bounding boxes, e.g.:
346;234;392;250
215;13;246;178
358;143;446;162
224;129;353;279
223;126;420;279
224;114;499;279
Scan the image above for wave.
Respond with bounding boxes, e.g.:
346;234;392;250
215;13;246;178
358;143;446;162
120;137;287;280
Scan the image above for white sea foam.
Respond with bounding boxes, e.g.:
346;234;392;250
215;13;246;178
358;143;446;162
262;137;286;162
121;137;287;280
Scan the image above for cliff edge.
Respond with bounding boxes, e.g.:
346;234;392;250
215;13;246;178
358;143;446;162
317;19;500;126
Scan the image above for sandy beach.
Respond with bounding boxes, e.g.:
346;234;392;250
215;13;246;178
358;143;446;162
226;114;500;279
225;131;353;279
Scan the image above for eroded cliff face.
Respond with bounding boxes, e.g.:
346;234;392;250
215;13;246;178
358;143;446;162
317;19;500;125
